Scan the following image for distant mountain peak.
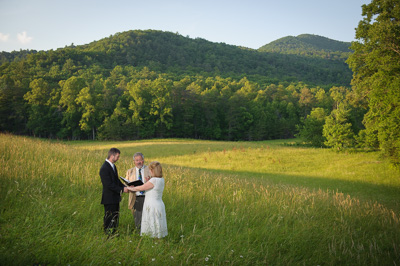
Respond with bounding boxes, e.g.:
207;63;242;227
258;34;352;61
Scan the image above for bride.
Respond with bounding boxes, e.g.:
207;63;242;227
127;161;168;238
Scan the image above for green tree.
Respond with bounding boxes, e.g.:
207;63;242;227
323;103;355;150
186;80;208;139
347;0;400;165
297;107;327;147
127;77;173;138
127;79;154;138
59;76;86;139
226;80;257;140
0;68;30;133
98;100;135;140
249;90;268;140
298;87;315;118
148;78;173;137
170;77;196;138
75;85;99;140
315;88;333;110
24;78;61;137
200;87;223;139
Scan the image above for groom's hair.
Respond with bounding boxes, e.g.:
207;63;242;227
107;148;121;159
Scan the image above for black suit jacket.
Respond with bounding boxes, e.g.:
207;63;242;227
100;161;125;205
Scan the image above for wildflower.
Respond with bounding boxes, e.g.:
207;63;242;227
240;255;243;258
180;235;184;238
171;256;174;259
205;257;209;262
152;258;155;261
231;250;234;253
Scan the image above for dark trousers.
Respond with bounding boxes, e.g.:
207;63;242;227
103;204;120;234
133;196;145;231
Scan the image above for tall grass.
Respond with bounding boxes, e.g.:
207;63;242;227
0;134;399;265
74;138;400;211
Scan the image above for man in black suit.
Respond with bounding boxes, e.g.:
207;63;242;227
100;148;128;235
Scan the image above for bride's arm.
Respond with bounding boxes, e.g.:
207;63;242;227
128;180;154;192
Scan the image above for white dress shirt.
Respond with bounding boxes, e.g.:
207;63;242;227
106;159;115;172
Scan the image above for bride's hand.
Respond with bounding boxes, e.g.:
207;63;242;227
127;186;136;192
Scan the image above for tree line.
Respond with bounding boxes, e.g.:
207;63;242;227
0;62;366;144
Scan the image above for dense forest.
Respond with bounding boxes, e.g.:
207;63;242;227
1;0;399;167
0;30;355;140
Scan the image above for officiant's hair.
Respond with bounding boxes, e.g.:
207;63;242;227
107;148;121;159
149;161;163;177
133;152;144;160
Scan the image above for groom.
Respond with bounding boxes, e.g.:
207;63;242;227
99;148;128;235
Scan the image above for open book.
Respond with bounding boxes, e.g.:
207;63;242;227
120;176;144;187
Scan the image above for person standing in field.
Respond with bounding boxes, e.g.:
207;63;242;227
127;161;168;238
99;148;128;236
125;152;150;232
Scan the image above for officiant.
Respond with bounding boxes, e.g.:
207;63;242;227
125;152;150;231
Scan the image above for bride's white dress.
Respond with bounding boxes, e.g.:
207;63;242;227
141;177;168;238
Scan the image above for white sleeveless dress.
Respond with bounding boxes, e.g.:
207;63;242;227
141;177;168;238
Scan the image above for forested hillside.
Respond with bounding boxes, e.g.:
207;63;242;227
0;29;364;146
0;30;352;86
258;34;352;61
0;50;38;65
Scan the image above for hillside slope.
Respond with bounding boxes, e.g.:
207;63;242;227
0;30;352;86
258;34;352;61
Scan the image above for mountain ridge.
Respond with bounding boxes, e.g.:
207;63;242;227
0;30;353;86
1;31;351;62
258;34;352;61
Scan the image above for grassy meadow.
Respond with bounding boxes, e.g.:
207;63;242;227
0;133;399;265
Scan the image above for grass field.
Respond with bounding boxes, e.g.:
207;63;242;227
1;134;399;265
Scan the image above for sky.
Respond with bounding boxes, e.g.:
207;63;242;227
0;0;371;52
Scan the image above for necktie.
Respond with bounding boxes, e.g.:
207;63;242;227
138;168;144;195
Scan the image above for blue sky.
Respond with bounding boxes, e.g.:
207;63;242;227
0;0;370;52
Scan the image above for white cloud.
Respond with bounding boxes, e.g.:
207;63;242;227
17;31;33;44
0;33;10;42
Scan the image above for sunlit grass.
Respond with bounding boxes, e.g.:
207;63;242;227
1;134;399;265
69;138;400;211
161;145;396;181
70;138;399;186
